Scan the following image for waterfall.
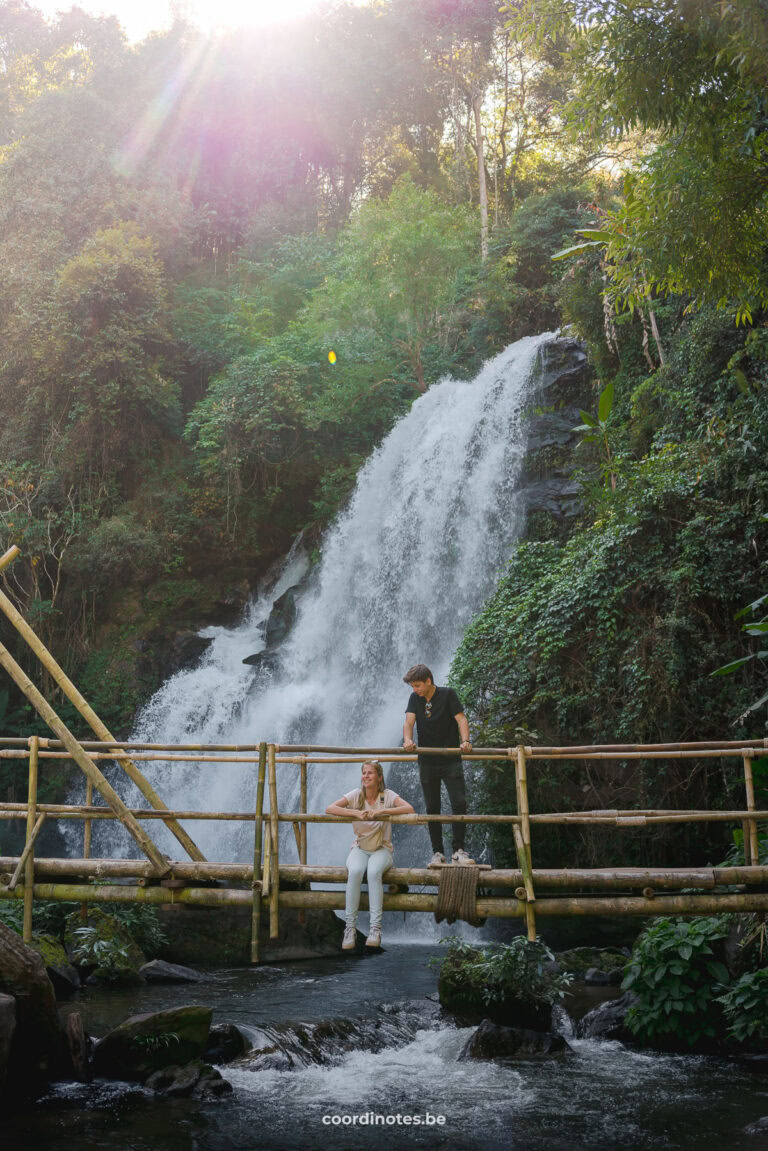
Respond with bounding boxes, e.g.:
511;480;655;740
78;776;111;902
99;333;555;868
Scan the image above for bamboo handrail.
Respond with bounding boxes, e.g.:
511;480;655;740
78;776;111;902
2;855;768;889
4;880;768;919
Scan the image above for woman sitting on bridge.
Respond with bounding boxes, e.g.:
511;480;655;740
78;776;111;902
326;760;414;950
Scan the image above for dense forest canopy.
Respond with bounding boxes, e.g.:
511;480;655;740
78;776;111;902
0;1;765;865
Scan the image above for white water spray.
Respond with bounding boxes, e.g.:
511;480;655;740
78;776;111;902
107;334;554;866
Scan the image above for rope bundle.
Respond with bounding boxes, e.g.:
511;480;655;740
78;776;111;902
434;864;484;927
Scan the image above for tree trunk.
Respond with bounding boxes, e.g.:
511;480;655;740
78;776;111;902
472;88;489;262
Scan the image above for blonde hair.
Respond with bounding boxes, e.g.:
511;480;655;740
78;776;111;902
358;759;385;808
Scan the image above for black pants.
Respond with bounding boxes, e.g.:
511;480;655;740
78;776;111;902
419;758;466;854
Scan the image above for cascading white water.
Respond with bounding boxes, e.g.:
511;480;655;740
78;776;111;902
100;333;554;868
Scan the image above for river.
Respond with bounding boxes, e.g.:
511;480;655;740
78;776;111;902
6;943;768;1151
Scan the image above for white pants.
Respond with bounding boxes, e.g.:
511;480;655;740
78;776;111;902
345;845;392;928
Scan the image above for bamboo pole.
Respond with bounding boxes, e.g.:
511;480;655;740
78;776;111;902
743;754;760;867
12;814;44;894
298;756;307;926
7;800;768;826
513;825;536;942
300;757;307;865
0;545;20;573
251;741;267;964
267;743;279;939
3;856;763;889
0;643;170;875
21;736;39;940
0;579;205;863
4;881;768;918
262;824;271;899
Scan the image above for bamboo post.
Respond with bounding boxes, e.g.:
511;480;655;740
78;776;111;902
0;641;170;875
515;745;536;941
744;753;760;867
268;743;279;939
0;546;19;574
300;757;307;865
262;824;272;898
299;755;307;926
251;742;267;964
0;566;205;863
21;735;39;940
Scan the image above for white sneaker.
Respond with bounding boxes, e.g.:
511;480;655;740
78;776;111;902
342;924;357;950
452;849;474;865
365;926;382;948
428;851;446;868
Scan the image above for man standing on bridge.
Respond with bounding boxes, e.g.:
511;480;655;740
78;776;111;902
402;663;473;867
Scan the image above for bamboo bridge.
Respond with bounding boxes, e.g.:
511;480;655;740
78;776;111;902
1;544;768;962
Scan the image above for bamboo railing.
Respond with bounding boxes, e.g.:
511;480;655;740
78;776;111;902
1;736;767;958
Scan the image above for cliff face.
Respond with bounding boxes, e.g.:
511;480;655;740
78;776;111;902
517;336;593;540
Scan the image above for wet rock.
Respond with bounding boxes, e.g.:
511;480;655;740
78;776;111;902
139;959;204;984
0;992;16;1092
264;586;299;648
575;991;637;1041
65;1011;90;1083
584;966;623;987
745;1116;768;1135
204;1022;250;1064
555;946;629;979
145;1060;232;1100
242;649;281;672
167;631;213;674
459;1020;571;1062
27;933;80;998
92;1005;213;1082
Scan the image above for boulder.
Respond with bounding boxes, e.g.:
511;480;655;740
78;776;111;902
92;1005;213;1082
0;922;64;1089
459;1020;571;1062
575;991;637;1041
745;1116;768;1135
27;933;80;998
139;959;204;984
0;992;16;1092
264;586;299;648
555;947;629;979
204;1022;250;1064
144;1060;232;1100
584;966;623;987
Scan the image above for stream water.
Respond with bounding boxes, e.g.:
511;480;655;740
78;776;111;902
6;944;768;1151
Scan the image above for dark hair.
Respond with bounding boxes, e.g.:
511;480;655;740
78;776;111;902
403;664;433;685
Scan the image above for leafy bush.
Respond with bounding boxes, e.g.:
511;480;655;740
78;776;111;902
435;936;571;1022
717;969;768;1044
70;925;130;979
622;916;731;1046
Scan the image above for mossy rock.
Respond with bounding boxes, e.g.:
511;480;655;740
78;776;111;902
92;1005;213;1081
555;947;628;978
27;933;80;997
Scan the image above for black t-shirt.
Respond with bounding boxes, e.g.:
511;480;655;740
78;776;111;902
406;686;464;764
